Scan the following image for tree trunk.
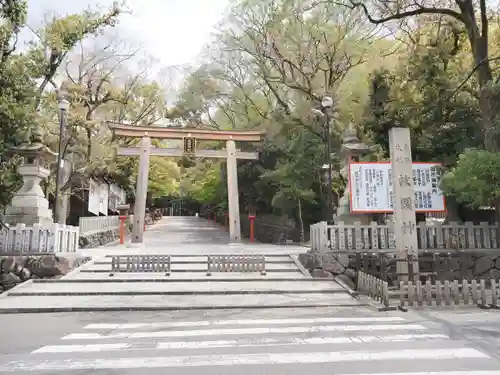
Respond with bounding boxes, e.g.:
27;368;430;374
444;196;462;223
297;197;305;243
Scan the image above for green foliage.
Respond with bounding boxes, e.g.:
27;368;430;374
441;149;500;208
184;162;224;204
363;23;482;166
259;128;321;213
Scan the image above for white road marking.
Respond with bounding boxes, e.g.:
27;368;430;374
157;334;449;349
83;316;406;330
1;348;489;371
31;343;129;354
62;324;428;340
30;334;449;354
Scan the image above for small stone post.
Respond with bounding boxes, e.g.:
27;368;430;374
389;127;419;280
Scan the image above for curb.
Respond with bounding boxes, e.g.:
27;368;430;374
0;302;370;314
0;279;33;298
32;278;341;283
289;254;312;278
60;257;95;280
332;277;358;298
7;289;349;297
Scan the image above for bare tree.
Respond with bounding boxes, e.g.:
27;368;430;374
211;0;376;139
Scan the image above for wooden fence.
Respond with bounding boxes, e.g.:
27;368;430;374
357;271;390;309
206;255;267;275
0;223;79;253
311;221;499;252
399;279;499;308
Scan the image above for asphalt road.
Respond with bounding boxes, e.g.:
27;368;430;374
0;306;499;374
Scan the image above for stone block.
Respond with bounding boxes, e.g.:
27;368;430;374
474;256;495;276
321;254;346;275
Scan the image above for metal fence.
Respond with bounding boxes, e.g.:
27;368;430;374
110;255;171;275
206;255;266;275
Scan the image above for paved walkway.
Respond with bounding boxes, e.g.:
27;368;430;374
82;216;308;256
0;217;357;312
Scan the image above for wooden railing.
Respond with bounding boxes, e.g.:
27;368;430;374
79;216;120;235
78;215;135;236
311;221;499;252
0;223;79;253
399;279;499;308
357;271;391;309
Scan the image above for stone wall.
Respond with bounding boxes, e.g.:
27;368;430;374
299;249;500;290
299;252;357;290
0;255;90;292
79;222;132;249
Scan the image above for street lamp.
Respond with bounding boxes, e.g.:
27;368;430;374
314;95;335;222
54;97;70;224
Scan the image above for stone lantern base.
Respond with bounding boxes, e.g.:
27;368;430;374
4;164;54;226
4;139;56;226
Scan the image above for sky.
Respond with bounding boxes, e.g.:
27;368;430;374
25;0;230;67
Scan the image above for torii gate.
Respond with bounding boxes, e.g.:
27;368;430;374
107;122;266;244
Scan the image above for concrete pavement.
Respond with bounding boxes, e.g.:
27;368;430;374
0;307;499;374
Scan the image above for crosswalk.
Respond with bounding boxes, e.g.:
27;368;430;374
0;315;499;373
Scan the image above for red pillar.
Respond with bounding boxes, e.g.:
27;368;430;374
249;215;256;243
119;216;127;244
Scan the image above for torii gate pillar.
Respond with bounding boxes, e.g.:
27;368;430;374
226;139;241;242
131;136;151;244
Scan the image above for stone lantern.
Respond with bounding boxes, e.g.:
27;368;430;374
334;124;373;224
4;126;57;226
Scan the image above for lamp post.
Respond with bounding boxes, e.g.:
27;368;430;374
312;96;335;222
54;97;70;224
321;96;334;222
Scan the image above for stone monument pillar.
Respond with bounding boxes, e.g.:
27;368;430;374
4;127;57;226
389;127;419;280
334;124;373;224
